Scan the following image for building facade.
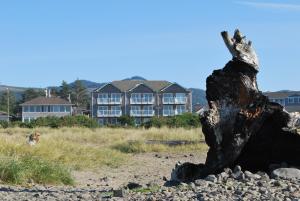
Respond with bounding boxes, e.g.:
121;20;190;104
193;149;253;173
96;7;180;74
91;80;192;125
20;97;73;122
0;111;11;122
265;91;300;112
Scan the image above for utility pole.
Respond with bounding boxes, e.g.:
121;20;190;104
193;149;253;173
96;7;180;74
6;88;9;123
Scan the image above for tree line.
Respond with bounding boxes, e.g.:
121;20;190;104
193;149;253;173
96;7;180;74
0;80;89;117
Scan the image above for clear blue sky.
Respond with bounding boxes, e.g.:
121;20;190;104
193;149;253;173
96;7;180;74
0;0;299;91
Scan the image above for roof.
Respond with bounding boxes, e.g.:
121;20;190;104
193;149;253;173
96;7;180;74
111;80;172;92
20;97;73;106
264;91;300;99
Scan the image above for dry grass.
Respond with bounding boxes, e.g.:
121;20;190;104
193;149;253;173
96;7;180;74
0;127;207;171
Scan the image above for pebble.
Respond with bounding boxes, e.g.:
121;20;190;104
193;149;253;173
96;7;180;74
0;168;299;201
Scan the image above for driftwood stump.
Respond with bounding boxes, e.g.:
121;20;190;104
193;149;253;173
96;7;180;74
171;30;300;182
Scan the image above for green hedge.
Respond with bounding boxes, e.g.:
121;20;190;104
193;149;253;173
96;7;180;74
13;115;99;129
143;113;201;129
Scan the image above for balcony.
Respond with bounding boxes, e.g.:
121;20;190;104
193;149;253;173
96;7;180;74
130;110;155;117
130;99;154;105
97;98;122;105
97;110;122;117
175;97;187;104
162;98;175;104
163;110;176;116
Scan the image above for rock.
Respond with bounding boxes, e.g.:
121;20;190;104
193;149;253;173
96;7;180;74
171;29;300;182
194;179;208;187
271;168;300;180
126;182;142;190
244;171;261;180
113;189;126;197
204;175;217;183
234;165;242;173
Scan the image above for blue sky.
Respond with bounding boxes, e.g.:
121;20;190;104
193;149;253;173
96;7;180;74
0;0;299;91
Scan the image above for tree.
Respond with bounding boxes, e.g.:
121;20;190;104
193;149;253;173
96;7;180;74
59;80;71;100
22;89;44;102
0;90;17;115
71;79;89;108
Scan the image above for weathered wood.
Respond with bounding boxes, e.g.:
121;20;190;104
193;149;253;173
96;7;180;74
170;30;300;183
221;29;259;70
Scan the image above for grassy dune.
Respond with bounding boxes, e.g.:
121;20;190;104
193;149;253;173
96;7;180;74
0;127;207;185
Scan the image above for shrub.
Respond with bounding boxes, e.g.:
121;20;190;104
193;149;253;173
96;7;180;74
144;113;200;129
118;115;135;127
0;121;9;129
0;155;74;185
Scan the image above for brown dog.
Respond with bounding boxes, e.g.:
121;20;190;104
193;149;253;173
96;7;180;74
28;132;40;146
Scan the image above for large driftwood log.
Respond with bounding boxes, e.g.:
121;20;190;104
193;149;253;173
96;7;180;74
171;30;300;182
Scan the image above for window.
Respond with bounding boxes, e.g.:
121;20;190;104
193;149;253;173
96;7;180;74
163;105;174;116
98;106;109;117
23;106;29;112
43;106;49;112
142;93;153;104
175;93;186;104
111;106;122;116
35;106;42;112
98;93;109;104
111;93;121;103
163;93;174;104
288;97;294;104
29;106;35;112
294;97;299;103
131;93;142;104
50;106;60;112
176;105;186;115
60;106;71;112
143;105;154;116
131;106;141;116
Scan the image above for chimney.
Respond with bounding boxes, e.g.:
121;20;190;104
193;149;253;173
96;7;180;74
48;89;51;98
45;89;48;98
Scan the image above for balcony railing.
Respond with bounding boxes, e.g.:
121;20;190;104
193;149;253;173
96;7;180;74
130;99;154;104
174;98;187;104
130;110;155;117
163;110;186;116
97;98;122;105
162;98;175;104
97;110;122;117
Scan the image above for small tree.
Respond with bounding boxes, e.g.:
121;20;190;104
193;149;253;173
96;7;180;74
118;115;135;127
71;79;89;108
0;90;17;115
22;89;44;102
59;80;71;100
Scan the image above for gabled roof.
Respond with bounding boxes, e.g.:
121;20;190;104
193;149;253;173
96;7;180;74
20;97;73;106
128;83;154;92
160;82;189;92
111;80;171;92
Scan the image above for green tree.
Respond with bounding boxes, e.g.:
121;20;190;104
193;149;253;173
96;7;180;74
59;81;71;100
22;89;44;102
0;90;17;115
71;79;89;108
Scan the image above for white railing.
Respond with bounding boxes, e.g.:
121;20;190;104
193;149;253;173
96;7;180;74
130;110;155;117
130;99;154;104
162;98;175;104
97;98;122;105
97;110;122;117
175;97;187;104
163;110;175;116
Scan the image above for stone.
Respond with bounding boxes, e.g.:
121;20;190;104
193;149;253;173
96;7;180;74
204;175;217;183
113;189;126;197
271;168;300;180
126;182;142;190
